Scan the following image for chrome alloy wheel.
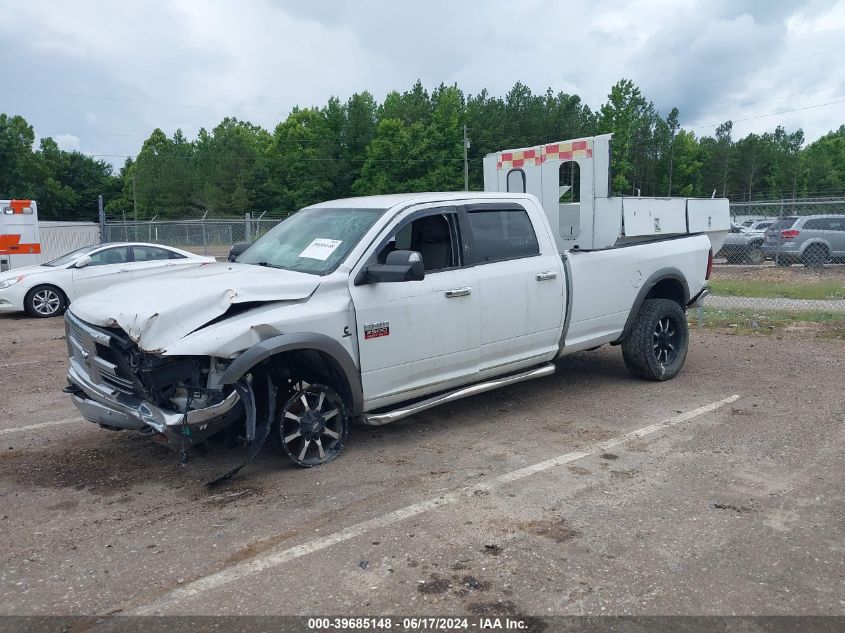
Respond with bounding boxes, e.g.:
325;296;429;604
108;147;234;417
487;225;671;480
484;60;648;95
32;288;62;316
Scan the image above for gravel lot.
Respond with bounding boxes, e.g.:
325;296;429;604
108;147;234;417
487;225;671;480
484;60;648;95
0;312;843;617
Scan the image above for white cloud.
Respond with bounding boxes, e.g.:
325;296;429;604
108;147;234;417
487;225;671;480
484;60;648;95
84;112;97;124
54;133;81;151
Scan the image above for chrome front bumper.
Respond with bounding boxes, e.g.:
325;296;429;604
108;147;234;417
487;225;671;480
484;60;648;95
67;358;241;436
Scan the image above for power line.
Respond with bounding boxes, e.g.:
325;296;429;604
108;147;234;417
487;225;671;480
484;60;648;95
688;98;845;130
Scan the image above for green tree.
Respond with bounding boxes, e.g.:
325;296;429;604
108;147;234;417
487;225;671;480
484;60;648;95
597;79;657;195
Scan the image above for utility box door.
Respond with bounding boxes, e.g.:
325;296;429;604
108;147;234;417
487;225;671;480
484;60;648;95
622;198;687;237
687;198;730;233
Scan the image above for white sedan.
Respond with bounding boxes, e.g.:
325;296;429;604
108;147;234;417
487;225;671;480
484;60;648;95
0;243;215;318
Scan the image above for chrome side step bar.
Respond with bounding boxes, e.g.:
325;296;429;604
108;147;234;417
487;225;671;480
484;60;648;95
360;363;556;426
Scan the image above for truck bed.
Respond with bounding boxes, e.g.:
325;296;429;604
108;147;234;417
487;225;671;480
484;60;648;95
561;234;711;353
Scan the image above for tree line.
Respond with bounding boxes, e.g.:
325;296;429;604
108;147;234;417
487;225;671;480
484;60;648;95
1;79;843;220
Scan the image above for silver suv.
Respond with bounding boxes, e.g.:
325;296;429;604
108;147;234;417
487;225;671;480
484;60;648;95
762;215;845;267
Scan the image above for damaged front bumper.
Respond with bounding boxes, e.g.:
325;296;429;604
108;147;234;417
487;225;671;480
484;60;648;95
67;359;242;442
64;311;242;444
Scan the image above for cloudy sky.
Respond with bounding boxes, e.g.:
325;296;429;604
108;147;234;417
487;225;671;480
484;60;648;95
2;0;844;167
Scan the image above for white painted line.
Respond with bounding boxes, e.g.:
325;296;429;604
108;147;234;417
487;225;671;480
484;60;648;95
129;393;740;614
0;360;48;368
0;417;83;436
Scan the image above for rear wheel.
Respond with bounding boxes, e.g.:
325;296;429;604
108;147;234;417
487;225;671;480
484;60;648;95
24;285;67;318
622;298;689;381
279;384;349;467
744;243;764;265
802;244;829;268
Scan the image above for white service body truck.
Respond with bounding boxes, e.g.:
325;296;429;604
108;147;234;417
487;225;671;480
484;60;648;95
63;135;729;474
0;199;41;272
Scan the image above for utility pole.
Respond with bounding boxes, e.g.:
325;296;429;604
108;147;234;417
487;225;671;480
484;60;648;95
132;174;138;241
97;195;105;244
131;174;138;222
463;124;470;191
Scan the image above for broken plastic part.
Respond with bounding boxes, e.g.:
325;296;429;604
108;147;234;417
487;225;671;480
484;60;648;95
206;373;277;487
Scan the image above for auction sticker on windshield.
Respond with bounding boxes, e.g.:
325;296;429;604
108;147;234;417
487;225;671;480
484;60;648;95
299;238;343;260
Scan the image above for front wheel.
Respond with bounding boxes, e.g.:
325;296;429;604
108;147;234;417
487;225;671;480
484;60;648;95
279;384;350;467
622;298;689;381
24;285;67;318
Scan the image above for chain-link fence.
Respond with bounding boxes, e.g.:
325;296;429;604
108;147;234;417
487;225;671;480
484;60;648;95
103;213;291;259
39;221;101;262
702;198;845;324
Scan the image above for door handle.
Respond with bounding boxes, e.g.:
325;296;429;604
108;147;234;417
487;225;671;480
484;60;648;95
535;271;558;281
119;269;131;273
445;287;472;298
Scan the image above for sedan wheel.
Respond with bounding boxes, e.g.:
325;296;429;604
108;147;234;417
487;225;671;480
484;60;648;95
25;286;66;318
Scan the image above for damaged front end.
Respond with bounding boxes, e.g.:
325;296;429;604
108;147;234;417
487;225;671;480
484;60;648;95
64;311;242;447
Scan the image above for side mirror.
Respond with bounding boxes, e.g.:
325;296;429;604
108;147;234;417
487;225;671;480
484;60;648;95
228;242;251;262
360;250;425;284
74;255;92;268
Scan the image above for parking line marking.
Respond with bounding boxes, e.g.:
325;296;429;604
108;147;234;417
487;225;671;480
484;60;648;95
0;360;49;368
129;393;740;614
0;417;83;436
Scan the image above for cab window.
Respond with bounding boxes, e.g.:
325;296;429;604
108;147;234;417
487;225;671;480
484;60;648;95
464;205;540;264
377;212;460;273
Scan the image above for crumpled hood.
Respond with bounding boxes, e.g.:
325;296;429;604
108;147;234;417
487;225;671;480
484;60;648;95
69;262;320;352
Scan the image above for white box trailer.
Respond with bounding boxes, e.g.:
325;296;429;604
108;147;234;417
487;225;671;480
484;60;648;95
483;134;729;253
0;199;41;272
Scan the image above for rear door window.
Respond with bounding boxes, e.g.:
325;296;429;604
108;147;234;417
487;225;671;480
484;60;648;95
132;245;174;261
464;205;540;264
803;218;843;231
88;246;130;267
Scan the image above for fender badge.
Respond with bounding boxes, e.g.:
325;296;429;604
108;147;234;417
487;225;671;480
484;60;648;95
364;321;389;340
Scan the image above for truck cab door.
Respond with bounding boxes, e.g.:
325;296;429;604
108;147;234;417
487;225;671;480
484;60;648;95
461;202;565;375
349;207;479;410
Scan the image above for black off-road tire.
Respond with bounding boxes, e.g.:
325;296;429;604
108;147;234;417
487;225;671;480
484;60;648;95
24;285;67;318
622;298;689;381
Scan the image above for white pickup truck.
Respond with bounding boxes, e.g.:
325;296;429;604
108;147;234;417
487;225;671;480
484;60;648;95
63;135;729;472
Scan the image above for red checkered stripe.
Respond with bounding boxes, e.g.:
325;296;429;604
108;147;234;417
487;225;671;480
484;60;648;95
544;139;593;162
496;140;593;170
496;147;543;170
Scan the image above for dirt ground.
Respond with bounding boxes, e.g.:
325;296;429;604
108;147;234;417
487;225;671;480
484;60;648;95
0;312;843;618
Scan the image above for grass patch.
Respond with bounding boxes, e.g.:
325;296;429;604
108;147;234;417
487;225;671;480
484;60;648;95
696;308;845;339
709;279;845;300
